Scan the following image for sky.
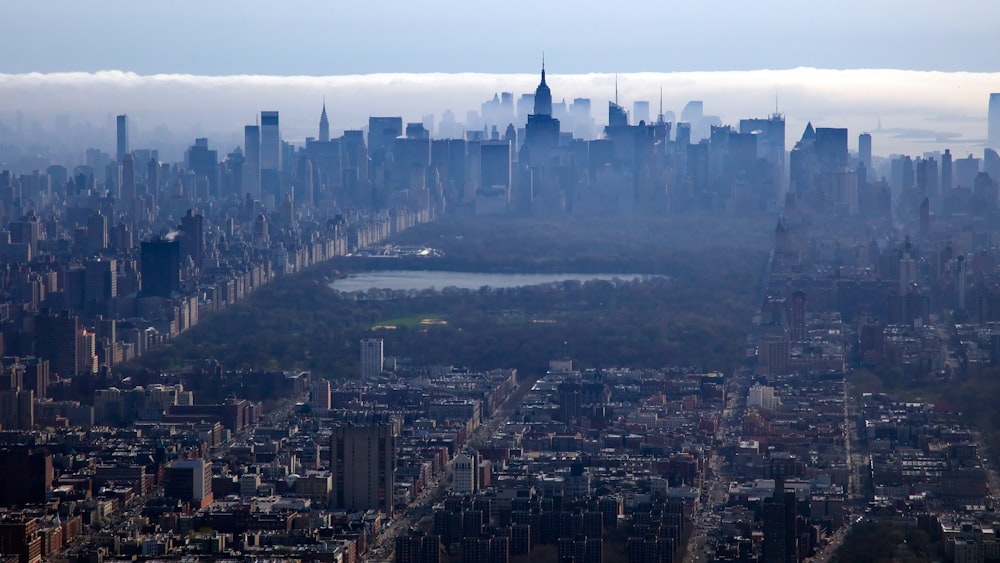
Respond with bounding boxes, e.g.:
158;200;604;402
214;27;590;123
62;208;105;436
5;0;1000;74
0;1;998;164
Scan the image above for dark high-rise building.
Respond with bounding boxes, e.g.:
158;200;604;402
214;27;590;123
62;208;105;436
319;100;330;143
140;238;181;298
608;102;628;128
789;290;806;342
179;209;204;268
244;125;261;200
260;111;281;173
480;141;512;199
522;64;561;164
9;213;41;259
814;127;848;170
533;62;552;117
858;132;872;182
84;258;117;314
762;479;798;563
164;458;213;508
941;148;953;190
33;310;78;378
368;117;404;160
0;449;52;506
185;138;219;198
116;114;129;162
989;93;1000;150
331;423;395;515
86;211;108;254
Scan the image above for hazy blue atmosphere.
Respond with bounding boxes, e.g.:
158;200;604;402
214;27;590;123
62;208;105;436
1;69;995;163
4;2;1000;562
4;0;999;74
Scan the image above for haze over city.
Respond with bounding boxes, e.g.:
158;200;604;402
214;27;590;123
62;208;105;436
3;2;1000;563
1;68;995;163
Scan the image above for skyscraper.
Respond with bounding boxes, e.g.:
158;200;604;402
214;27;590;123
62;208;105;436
244;124;261;200
941;148;953;190
361;338;384;380
762;479;798;563
164;458;213;508
330;424;395;515
858;132;872;183
319;101;330;143
989;93;1000;149
179;209;204;268
260;111;281;172
116;114;129;162
34;311;78;378
533;61;552;116
260;111;281;199
140;238;181;298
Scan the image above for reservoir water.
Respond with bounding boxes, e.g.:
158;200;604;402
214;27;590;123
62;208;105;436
329;270;661;292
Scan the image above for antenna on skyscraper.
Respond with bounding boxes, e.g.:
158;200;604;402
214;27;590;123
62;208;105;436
659;86;663;117
615;74;619;106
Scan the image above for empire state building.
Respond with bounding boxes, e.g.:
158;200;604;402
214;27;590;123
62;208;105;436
522;61;560;165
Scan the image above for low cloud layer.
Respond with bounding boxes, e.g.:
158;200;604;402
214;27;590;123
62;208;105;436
0;68;995;164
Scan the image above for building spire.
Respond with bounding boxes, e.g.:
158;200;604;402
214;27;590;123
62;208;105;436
615;74;619;106
541;52;546;84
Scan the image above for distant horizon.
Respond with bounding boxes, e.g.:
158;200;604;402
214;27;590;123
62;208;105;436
0;67;995;166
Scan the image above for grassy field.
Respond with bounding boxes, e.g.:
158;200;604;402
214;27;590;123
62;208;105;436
372;314;447;329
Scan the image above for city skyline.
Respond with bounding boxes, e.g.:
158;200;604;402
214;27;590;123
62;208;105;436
0;67;996;164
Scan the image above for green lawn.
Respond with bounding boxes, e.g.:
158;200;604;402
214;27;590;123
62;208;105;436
372;314;447;329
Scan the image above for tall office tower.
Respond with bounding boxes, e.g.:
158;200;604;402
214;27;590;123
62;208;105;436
789;290;806;341
253;213;269;249
0;449;53;505
140;238;181;298
740;114;787;201
86;211;108;254
260;111;281;172
185;138;219;198
116;114;129;162
681;100;703;123
147;156;161;196
522;64;561;166
0;388;34;430
858;133;872;183
9;213;41;259
319;101;330;142
244;125;261;200
762;479;798;563
360;338;384;380
164;458;213;508
632;101;650;124
368;117;404;158
480;141;512;196
814;127;849;169
941;148;953;190
608;102;628;128
121;152;136;201
533;63;552;116
76;328;97;375
34;311;78;378
310;379;331;412
84;258;117;312
989;93;1000;149
179;209;204;268
899;252;917;294
330;424;395;515
985;148;1000;183
452;451;476;494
